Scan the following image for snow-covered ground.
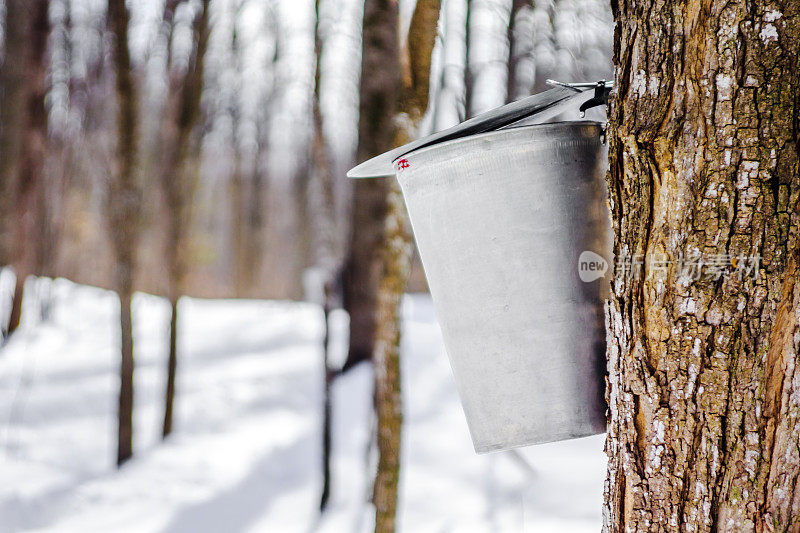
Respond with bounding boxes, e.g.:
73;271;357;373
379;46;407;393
0;276;606;532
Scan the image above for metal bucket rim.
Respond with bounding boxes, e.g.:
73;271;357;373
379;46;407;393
396;120;603;166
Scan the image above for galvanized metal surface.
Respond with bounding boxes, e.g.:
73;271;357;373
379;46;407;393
396;122;610;452
346;85;600;178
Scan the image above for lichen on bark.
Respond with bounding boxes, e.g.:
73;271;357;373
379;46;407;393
371;0;441;530
604;0;800;531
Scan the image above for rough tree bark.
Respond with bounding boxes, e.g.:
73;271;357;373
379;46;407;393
1;0;50;336
160;0;211;438
604;0;800;530
106;0;141;466
371;0;441;531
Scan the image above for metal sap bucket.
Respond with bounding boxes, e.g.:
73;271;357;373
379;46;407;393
349;83;611;453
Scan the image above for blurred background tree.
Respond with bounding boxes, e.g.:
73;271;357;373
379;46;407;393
105;0;140;466
157;0;211;439
0;0;50;337
0;0;611;310
0;0;613;524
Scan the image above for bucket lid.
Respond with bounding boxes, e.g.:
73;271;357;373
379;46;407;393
347;80;612;178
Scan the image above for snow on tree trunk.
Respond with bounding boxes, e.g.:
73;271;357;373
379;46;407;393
604;0;800;530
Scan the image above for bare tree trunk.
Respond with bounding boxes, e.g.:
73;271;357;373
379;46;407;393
244;152;267;293
7;276;25;337
464;0;474;118
106;0;140;466
465;0;512;117
163;297;178;437
350;0;402;520
604;0;800;530
230;160;247;295
530;0;555;92
433;0;467;130
117;290;134;463
505;0;523;102
160;0;211;438
227;12;250;297
372;0;441;531
311;16;338;275
294;160;314;297
311;0;339;512
371;180;407;533
44;0;77;284
320;299;333;511
2;0;50;336
505;0;534;103
342;179;387;370
0;4;28;267
341;0;402;372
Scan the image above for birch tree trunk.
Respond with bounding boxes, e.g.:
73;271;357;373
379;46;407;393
604;0;800;530
505;0;534;103
433;0;467;130
312;0;338;511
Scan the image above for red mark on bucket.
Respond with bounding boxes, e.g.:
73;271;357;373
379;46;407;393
397;159;410;171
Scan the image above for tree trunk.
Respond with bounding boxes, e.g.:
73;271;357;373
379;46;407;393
342;178;388;371
117;290;134;465
320;301;332;511
464;0;474;118
342;0;402;372
227;10;249;297
433;0;467;130
372;179;409;533
371;0;441;531
604;0;800;530
2;0;50;336
107;0;140;466
159;0;211;438
505;0;534;103
0;3;28;266
311;0;339;512
230;161;247;295
7;276;25;336
465;0;512;117
163;298;178;437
